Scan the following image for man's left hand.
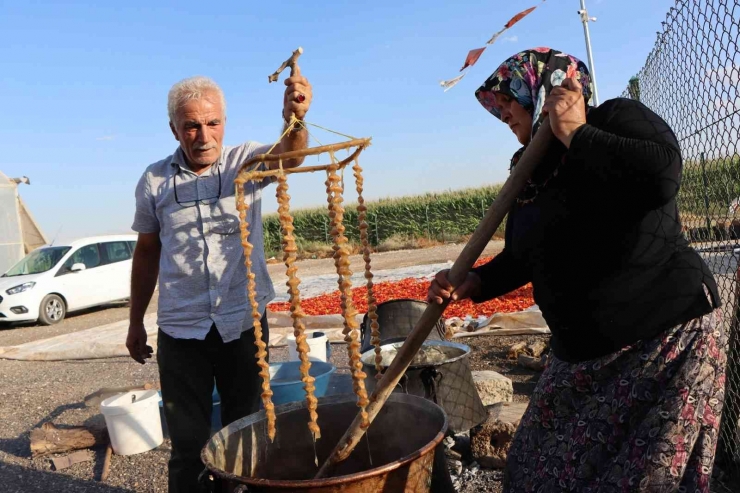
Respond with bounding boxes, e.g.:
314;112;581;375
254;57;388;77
283;66;312;122
543;77;587;148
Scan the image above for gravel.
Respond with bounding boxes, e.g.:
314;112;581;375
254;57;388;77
0;311;354;493
4;315;736;492
2;236;731;492
0;302;520;493
0;356;164;492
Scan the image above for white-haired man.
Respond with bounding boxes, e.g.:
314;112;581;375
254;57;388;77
126;71;312;492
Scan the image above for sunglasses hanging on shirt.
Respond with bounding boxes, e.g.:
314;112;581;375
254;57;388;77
173;165;222;207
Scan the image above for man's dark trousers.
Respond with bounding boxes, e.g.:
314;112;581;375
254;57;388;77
157;316;269;493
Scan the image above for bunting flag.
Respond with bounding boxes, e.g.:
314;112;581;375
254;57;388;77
461;47;486;71
440;1;546;92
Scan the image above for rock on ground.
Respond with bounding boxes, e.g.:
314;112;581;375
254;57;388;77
472;371;513;406
469;402;529;471
470;419;517;470
486;402;528;424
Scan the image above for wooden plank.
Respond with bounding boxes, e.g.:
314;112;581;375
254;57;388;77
30;422;107;458
100;444;113;481
51;450;93;471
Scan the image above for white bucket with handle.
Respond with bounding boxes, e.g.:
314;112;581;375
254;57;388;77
100;389;163;455
287;331;330;362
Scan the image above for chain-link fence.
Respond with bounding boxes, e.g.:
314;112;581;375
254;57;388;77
621;0;740;489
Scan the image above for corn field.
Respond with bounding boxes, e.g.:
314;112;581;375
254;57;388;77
262;185;504;253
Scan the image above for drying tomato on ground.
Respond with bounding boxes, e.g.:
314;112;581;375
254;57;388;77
267;256;535;318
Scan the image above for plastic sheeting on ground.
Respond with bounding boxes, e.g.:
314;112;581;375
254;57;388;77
448;307;550;338
0;312;360;361
0;313;159;361
270;261;453;303
0;307;549;362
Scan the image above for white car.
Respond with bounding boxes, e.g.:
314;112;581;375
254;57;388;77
0;235;137;325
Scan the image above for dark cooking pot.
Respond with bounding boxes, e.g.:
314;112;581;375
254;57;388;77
360;299;446;353
361;338;487;434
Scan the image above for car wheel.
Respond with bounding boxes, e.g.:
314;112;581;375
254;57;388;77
38;294;66;325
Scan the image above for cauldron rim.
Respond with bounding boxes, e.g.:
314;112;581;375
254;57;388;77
361;338;471;370
200;393;448;489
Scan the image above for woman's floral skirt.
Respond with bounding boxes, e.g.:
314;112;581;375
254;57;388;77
504;308;727;493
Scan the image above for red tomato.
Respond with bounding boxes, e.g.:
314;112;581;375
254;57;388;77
267;256;535;317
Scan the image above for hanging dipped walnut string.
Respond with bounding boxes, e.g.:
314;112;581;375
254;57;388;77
235;178;276;441
275;167;321;440
232;135;372;449
326;156;370;428
352;158;382;376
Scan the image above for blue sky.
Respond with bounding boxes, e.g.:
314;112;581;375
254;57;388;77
1;0;674;243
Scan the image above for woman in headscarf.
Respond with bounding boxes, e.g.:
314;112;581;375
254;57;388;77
428;47;726;492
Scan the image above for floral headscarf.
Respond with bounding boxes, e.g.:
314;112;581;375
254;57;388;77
475;47;593;138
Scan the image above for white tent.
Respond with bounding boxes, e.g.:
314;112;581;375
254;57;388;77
0;171;47;274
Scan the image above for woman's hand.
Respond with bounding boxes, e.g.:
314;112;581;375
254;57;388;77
427;269;482;305
543;77;587;148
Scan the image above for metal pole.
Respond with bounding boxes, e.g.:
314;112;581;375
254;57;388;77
579;0;600;106
700;152;713;240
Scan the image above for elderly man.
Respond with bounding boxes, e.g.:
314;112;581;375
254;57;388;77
126;71;312;492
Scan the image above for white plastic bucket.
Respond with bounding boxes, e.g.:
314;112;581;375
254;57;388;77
100;389;163;456
287;331;329;362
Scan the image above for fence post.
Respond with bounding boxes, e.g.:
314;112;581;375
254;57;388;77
375;212;380;245
700;152;713;241
425;204;431;240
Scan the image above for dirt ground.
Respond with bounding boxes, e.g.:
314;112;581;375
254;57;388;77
466;334;549;404
0;332;537;493
1;240;735;492
0;242;510;492
453;334;548;493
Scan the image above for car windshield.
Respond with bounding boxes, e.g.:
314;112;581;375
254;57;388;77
3;247;71;277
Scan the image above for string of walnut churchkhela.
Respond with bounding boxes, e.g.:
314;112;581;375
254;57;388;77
234;137;375;443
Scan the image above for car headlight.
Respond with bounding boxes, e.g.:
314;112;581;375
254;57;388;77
6;282;36;295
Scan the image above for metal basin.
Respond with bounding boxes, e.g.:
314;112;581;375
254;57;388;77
200;393;447;492
362;339;487;434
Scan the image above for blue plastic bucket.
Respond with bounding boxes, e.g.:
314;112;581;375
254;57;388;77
269;360;336;405
158;361;336;434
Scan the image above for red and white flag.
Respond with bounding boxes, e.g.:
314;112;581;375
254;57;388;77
440;1;546;92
